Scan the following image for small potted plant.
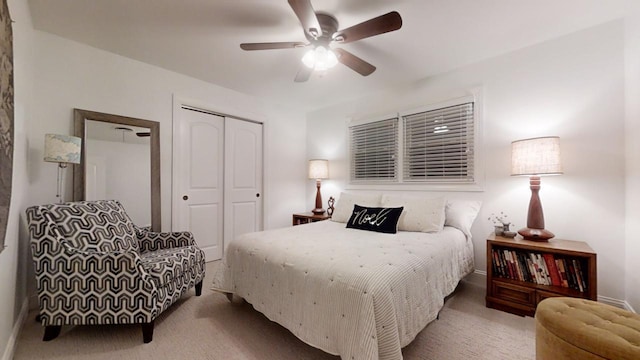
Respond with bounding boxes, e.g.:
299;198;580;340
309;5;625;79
488;212;512;236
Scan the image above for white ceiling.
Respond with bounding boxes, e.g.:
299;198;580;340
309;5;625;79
27;0;626;111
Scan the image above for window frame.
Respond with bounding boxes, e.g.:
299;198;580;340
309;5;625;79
347;92;484;192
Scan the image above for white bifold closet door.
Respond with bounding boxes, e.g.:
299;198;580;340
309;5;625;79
174;108;263;261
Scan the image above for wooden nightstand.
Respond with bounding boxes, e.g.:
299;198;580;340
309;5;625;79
292;212;330;226
485;233;597;317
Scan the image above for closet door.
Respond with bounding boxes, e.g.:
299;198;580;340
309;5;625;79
174;108;225;261
224;118;263;250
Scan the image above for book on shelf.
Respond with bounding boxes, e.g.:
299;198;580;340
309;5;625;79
555;259;569;288
490;247;589;292
543;253;562;286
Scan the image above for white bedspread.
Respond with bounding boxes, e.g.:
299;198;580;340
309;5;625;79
212;221;474;360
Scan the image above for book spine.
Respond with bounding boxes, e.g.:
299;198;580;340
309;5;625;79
576;259;588;291
526;258;538;284
565;259;578;290
543;253;562;286
529;253;544;284
517;253;531;283
503;250;514;279
494;249;504;278
556;259;569;288
511;251;524;281
572;259;585;292
537;254;552;285
533;253;548;285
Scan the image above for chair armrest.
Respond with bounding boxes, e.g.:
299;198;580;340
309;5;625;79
136;227;197;252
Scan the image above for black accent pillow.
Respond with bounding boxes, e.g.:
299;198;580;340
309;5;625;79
346;205;404;234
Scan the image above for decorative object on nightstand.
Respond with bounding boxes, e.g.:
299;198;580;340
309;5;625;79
511;136;562;241
308;159;329;214
485;233;597;317
293;196;334;226
488;212;511;236
44;134;82;203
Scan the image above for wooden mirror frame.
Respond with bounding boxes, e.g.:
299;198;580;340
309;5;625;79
73;109;161;231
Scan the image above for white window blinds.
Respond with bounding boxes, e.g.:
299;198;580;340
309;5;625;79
402;102;475;182
349;117;398;182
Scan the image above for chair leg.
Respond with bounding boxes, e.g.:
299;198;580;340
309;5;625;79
141;321;154;343
195;280;203;296
43;325;61;341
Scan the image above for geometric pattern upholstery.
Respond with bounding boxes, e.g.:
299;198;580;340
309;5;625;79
26;200;206;339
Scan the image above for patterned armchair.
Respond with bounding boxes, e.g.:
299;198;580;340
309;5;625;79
26;200;206;343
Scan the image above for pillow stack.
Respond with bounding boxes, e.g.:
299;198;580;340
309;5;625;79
330;192;482;237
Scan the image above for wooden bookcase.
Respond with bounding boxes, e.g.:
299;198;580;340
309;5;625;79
486;233;597;317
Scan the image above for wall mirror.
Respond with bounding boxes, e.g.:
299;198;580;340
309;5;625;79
73;109;161;231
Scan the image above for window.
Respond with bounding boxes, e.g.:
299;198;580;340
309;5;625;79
348;97;479;188
349;117;398;182
402;102;475;183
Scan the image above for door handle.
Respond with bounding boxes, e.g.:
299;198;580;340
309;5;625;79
183;195;189;201
256;193;260;198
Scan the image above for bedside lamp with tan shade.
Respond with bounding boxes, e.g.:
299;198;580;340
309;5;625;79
511;136;562;241
308;159;329;214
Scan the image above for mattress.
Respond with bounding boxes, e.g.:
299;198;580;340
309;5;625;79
212;220;474;360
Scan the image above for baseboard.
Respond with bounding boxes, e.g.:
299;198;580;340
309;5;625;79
598;295;636;312
463;269;487;287
1;297;29;360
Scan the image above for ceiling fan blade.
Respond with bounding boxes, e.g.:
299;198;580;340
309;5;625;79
240;42;307;51
294;65;312;82
334;48;376;76
333;11;402;44
288;0;321;38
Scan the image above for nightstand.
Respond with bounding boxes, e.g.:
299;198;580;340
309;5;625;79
292;212;330;226
485;233;597;317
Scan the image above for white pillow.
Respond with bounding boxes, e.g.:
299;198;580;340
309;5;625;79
444;200;482;238
331;192;382;223
381;195;446;233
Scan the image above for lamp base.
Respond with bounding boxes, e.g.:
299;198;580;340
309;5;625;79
312;208;326;215
518;227;555;242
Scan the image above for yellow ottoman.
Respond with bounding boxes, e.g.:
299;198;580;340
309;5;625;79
535;297;640;360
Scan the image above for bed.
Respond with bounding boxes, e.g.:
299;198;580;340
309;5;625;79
212;194;480;360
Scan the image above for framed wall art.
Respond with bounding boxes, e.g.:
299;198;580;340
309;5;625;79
0;0;13;253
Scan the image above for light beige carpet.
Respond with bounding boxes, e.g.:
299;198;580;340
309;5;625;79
13;262;535;360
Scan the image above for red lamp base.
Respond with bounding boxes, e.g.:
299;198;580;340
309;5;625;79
312;208;326;215
518;227;555;242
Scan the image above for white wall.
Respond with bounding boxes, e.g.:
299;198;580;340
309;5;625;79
3;4;308;356
86;139;151;226
0;1;35;359
624;0;640;312
307;21;627;301
27;30;307;231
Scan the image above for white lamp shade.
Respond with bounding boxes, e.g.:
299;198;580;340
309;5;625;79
44;134;82;164
308;159;329;179
511;136;562;176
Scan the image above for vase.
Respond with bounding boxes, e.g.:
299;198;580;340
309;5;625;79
502;223;511;232
494;225;504;236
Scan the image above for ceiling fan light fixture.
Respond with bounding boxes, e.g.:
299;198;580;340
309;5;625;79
302;46;338;71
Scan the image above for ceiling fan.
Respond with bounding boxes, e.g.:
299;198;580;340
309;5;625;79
240;0;402;82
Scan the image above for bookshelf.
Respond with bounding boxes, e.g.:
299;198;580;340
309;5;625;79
485;233;597;317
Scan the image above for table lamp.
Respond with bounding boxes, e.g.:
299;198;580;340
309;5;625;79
511;136;562;241
308;159;329;214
